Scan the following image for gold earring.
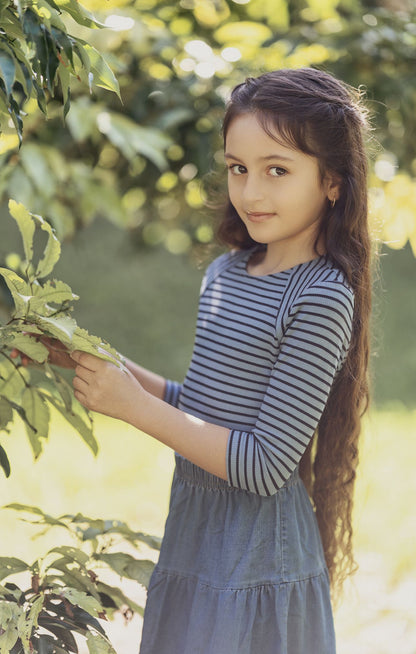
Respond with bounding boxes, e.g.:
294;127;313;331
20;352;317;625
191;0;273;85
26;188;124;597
331;198;336;208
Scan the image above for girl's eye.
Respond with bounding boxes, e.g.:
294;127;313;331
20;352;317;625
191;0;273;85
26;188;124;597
269;166;287;177
228;164;246;176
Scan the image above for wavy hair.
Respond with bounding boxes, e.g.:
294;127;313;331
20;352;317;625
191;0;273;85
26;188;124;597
217;67;372;596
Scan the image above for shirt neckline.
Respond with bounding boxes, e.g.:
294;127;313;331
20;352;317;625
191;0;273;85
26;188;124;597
240;247;326;279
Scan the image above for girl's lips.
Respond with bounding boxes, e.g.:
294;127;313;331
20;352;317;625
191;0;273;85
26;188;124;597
246;212;275;222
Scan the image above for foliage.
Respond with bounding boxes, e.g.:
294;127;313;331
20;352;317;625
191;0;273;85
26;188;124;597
0;504;160;653
0;0;415;253
0;0;120;145
0;200;123;477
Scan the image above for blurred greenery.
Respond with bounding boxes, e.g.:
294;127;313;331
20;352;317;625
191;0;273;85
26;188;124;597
1;0;415;406
0;0;416;254
0;0;415;650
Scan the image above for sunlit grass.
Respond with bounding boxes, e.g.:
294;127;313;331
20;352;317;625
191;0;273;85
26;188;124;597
0;410;174;562
1;405;414;579
353;406;416;583
1;406;415;653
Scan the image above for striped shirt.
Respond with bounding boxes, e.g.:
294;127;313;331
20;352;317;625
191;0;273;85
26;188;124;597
164;248;354;497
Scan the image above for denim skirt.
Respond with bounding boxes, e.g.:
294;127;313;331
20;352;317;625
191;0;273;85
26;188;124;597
139;454;336;654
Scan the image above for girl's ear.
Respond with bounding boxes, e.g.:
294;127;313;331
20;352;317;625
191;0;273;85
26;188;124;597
324;173;341;203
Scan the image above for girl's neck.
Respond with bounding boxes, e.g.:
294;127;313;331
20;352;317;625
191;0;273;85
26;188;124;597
248;237;326;277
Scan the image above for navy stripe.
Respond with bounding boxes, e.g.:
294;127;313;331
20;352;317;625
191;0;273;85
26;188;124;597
165;249;354;497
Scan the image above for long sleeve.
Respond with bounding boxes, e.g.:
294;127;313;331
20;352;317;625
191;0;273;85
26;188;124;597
226;281;354;496
164;379;183;408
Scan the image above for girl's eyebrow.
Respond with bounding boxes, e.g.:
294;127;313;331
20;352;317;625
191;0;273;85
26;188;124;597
224;152;294;162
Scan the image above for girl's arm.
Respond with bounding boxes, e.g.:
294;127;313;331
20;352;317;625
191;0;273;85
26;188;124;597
71;279;353;492
123;357;166;400
71;351;228;480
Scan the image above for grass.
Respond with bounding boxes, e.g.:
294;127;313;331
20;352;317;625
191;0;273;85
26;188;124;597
1;406;414;579
1;406;415;653
353;407;416;581
0;411;175;562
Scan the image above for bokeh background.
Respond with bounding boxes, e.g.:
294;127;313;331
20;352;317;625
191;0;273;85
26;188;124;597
0;0;415;652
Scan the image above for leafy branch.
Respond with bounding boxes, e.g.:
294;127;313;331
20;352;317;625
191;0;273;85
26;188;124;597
0;504;160;653
0;199;124;477
0;0;120;144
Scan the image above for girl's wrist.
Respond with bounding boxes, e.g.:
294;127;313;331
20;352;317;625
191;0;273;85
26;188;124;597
123;381;152;430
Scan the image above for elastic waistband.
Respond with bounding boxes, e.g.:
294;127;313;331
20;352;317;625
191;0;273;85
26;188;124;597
174;454;300;492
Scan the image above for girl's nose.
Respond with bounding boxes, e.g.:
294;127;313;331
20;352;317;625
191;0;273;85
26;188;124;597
242;174;265;205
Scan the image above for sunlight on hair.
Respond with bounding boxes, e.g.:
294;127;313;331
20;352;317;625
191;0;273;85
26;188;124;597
374;154;397;182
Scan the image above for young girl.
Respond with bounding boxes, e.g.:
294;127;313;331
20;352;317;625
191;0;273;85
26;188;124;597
47;68;373;653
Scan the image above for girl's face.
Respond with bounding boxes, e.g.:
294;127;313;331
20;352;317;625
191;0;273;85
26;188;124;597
225;113;339;260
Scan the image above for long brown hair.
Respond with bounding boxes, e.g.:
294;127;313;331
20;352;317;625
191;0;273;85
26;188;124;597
217;67;372;596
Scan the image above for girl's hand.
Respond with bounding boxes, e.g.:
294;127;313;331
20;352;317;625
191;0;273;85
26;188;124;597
71;350;142;421
10;336;76;369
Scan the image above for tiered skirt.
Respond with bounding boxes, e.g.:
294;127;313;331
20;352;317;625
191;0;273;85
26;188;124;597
139;455;336;654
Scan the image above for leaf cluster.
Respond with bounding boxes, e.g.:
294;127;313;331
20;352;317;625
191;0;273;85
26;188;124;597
1;0;416;254
0;199;123;477
0;504;160;653
0;0;120;144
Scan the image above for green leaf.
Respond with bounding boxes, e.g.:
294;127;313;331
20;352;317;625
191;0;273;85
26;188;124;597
36;615;78;652
33;314;78;346
49;546;89;567
31;279;78;314
0;49;16;97
96;581;143;615
34;216;61;278
8;200;35;265
36;633;66;654
0;557;29;582
44;394;98;456
57;59;71;118
6;334;49;363
95;112;171;170
61;588;102;619
70;327;122;366
0;444;10;478
0;602;21;653
79;43;120;98
19;144;56;200
95;553;154;587
0;397;13;431
48;565;99;599
55;0;105;28
0;396;34;435
21;387;50;458
4;92;23;144
86;633;116;654
50;27;75;67
20;594;44;651
44;364;73;412
33;77;47;115
0;583;23;602
0;357;29;402
3;503;68;529
0;268;31;317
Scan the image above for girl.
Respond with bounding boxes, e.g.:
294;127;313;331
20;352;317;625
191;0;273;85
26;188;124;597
45;68;373;653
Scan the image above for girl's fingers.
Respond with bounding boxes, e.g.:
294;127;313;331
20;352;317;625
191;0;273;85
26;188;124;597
73;375;89;393
73;389;88;406
74;365;94;384
71;351;100;372
10;349;32;366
